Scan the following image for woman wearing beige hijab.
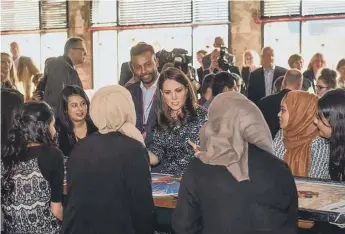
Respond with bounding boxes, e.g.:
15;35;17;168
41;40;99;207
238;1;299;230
273;91;330;179
173;91;298;234
62;85;154;234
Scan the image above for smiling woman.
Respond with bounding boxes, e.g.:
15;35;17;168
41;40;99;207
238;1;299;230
55;85;98;157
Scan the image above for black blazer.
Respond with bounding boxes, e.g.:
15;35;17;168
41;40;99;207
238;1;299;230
173;144;298;234
303;70;316;92
119;62;133;86
247;66;287;105
127;82;157;146
241;66;251;88
258;89;291;139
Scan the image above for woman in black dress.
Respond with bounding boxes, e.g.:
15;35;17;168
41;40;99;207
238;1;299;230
148;67;208;176
55;85;97;157
173;91;298;234
1;102;64;234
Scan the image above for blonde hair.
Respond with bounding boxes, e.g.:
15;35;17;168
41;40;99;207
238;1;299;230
243;50;260;67
307;53;326;71
1;52;19;88
288;54;303;68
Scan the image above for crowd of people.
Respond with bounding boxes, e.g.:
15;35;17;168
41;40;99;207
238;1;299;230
1;35;345;234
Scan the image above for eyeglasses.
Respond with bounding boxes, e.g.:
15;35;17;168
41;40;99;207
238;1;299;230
316;85;328;90
73;48;87;54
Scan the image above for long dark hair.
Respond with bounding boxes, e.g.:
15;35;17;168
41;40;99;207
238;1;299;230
1;88;24;147
55;85;94;145
318;89;345;174
156;67;198;130
2;101;57;198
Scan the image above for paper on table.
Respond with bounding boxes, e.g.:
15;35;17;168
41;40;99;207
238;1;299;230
320;200;345;213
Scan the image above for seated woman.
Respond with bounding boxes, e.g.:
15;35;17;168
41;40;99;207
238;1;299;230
173;91;298;234
316;68;338;97
315;89;345;181
62;85;154;234
273;91;330;179
148;67;208;176
55;85;97;157
1;102;64;233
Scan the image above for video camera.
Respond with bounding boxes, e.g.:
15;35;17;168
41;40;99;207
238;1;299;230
218;46;235;71
157;48;193;75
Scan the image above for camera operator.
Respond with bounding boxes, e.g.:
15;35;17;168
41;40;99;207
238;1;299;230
203;48;240;77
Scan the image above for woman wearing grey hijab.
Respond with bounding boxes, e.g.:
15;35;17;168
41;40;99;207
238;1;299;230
173;91;298;234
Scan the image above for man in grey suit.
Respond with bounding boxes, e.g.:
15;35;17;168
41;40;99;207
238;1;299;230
43;37;86;111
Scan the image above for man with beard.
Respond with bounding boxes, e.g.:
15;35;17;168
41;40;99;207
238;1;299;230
127;42;159;148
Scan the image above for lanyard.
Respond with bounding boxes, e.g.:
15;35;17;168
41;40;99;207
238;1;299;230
142;92;156;126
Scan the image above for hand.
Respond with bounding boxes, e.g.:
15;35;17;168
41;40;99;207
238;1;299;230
188;140;200;153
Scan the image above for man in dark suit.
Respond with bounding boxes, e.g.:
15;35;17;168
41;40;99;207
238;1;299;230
126;42;159;147
258;69;303;138
43;37;86;111
247;47;287;105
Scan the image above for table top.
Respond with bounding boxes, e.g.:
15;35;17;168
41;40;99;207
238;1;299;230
151;173;345;224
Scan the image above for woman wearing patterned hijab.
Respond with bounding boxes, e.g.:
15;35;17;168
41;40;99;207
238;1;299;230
173;91;298;234
273;91;330;179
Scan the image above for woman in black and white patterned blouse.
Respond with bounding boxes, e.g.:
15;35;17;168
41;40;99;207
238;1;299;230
273;91;330;179
315;89;345;181
148;68;208;176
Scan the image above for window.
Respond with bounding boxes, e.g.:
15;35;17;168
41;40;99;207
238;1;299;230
1;32;68;71
91;0;230;86
118;27;192;68
92;31;118;89
192;24;229;67
263;0;345;70
264;22;300;68
302;19;345;69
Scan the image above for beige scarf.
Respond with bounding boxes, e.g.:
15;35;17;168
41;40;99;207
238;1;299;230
196;91;273;182
90;85;144;145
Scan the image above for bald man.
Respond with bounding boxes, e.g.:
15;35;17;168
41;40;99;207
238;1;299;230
247;47;287;105
258;69;303;138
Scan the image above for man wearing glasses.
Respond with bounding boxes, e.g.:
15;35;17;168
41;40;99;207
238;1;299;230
43;37;87;111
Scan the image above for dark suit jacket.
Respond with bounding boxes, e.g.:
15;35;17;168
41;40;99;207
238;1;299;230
258;89;291;139
202;66;241;78
119;62;133;86
303;70;316;92
241;66;251;87
127;82;157;146
247;66;287;105
43;56;82;111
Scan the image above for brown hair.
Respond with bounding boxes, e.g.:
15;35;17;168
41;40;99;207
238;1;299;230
283;69;303;89
336;58;345;71
288;54;303;68
318;68;338;89
156;67;198;130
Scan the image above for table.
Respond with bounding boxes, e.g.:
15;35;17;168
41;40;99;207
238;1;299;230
152;174;345;225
